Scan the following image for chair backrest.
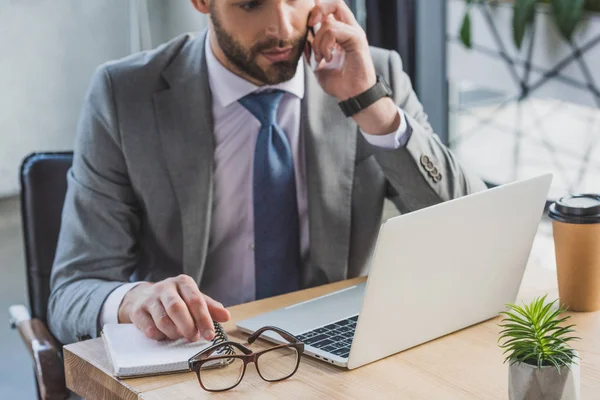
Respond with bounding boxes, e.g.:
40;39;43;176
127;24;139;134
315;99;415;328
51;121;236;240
20;152;73;323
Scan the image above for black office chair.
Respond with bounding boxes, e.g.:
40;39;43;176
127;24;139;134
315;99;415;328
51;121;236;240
9;152;73;400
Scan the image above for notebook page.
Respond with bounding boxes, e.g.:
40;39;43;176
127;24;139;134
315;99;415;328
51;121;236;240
102;324;214;376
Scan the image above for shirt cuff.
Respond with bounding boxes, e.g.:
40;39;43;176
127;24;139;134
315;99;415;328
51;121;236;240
359;107;410;150
99;282;144;327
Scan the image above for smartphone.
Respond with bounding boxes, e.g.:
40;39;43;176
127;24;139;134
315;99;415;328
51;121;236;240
304;14;319;70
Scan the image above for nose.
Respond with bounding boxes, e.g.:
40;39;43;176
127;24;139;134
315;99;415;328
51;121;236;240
265;4;294;41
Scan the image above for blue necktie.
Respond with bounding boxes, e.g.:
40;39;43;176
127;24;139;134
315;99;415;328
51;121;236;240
239;90;301;300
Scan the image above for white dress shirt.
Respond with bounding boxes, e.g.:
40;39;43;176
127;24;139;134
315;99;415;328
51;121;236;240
99;33;409;326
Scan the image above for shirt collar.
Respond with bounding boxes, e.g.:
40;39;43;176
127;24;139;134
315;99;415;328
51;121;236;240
205;30;305;108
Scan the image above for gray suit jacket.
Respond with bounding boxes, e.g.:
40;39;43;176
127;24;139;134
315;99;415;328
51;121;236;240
48;30;486;344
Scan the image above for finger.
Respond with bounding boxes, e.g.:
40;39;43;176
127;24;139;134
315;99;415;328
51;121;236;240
177;281;216;341
160;286;199;342
203;294;231;323
309;0;359;28
313;19;361;60
315;21;338;62
130;308;167;341
148;300;182;340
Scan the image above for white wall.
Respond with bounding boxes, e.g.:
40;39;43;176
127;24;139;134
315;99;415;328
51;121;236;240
147;0;208;47
0;1;207;198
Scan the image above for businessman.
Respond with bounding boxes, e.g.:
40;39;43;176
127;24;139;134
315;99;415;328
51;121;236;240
48;0;486;345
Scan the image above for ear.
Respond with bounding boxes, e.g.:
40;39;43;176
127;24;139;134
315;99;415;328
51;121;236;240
190;0;210;14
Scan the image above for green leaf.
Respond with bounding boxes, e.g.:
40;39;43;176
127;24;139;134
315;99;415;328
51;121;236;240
537;300;556;324
501;337;536;347
500;312;532;327
548;357;563;371
552;0;585;42
513;0;537;49
460;10;473;48
551;325;578;339
460;12;473;48
507;303;531;320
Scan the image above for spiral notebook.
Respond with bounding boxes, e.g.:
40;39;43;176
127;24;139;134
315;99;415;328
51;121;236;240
101;322;229;378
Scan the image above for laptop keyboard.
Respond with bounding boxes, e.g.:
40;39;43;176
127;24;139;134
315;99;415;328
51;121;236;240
296;315;358;359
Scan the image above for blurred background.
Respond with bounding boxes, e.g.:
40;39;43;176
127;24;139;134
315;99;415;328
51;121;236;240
1;1;597;398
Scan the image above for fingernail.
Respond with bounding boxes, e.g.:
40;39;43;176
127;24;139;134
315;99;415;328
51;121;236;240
204;330;215;340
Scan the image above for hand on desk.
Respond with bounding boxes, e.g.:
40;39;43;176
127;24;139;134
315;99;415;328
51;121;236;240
117;275;230;342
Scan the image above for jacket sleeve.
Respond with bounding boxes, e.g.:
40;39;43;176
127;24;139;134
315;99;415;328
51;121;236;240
368;48;487;214
47;66;140;344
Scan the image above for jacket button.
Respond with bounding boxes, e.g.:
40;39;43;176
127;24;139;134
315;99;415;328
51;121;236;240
420;155;430;166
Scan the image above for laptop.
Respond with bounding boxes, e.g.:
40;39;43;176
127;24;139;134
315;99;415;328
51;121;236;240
237;174;553;369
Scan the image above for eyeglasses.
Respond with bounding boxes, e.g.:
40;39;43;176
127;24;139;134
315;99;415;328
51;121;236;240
188;326;304;392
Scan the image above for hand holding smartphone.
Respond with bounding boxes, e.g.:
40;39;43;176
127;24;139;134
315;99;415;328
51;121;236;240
302;2;377;104
304;13;345;72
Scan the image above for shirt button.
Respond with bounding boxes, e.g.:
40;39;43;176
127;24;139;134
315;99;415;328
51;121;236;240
249;244;255;250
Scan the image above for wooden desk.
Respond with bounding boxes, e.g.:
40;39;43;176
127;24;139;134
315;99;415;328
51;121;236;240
64;263;600;399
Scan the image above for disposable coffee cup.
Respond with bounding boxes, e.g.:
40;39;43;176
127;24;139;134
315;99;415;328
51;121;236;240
549;194;600;312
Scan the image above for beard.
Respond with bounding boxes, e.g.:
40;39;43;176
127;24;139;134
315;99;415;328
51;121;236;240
210;9;306;85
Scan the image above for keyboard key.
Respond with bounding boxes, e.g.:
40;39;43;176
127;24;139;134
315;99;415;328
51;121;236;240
336;319;351;326
321;344;337;352
330;335;345;343
298;333;313;341
311;339;334;349
342;332;354;339
349;316;359;322
312;336;333;346
323;323;338;331
305;334;329;345
332;348;349;356
314;328;328;334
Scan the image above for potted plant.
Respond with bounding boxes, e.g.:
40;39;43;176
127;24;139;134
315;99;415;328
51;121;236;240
498;295;581;400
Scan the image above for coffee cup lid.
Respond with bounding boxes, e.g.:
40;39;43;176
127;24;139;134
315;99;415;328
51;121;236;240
549;194;600;224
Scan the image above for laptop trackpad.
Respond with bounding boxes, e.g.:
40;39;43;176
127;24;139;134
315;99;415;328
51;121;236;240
237;283;366;337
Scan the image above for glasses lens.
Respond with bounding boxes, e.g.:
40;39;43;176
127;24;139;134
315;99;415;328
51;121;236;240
198;345;245;391
257;345;299;382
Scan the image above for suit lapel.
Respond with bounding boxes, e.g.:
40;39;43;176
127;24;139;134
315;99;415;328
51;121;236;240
153;33;214;282
302;64;357;286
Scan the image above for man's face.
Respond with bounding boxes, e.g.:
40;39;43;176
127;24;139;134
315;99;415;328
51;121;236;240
209;0;313;85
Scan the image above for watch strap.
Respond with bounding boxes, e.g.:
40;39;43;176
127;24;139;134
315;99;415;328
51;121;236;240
338;75;393;117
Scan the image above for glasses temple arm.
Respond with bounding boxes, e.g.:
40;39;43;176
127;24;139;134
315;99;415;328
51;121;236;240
247;326;300;345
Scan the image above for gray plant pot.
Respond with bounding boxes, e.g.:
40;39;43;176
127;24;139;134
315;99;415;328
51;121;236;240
508;352;580;400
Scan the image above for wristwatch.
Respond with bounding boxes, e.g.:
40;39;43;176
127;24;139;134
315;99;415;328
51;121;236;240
338;75;393;117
